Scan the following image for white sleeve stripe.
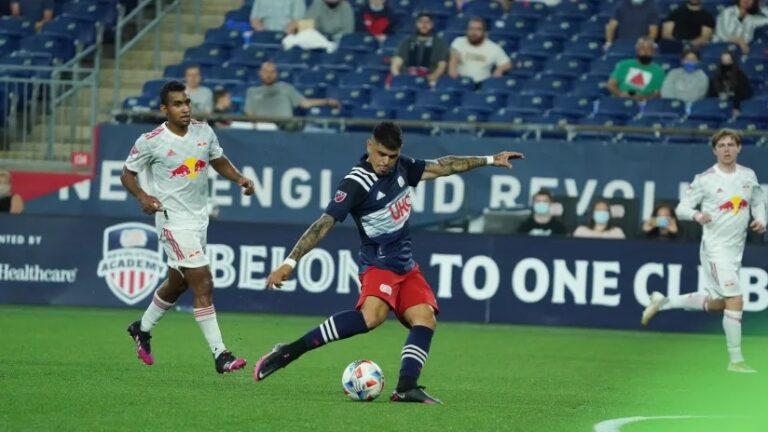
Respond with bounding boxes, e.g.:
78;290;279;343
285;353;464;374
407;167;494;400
351;167;378;182
344;174;372;191
348;170;374;186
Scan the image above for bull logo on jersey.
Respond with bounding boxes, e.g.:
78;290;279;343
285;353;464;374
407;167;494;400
388;193;413;222
97;222;166;305
169;157;207;180
718;196;749;214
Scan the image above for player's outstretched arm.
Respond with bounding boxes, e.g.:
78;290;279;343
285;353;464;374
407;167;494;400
421;151;524;181
120;167;162;215
266;214;337;289
210;156;255;195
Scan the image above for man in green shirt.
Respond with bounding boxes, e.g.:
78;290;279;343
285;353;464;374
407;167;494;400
607;37;666;101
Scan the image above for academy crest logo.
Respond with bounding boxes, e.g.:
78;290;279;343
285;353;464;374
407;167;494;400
97;222;166;305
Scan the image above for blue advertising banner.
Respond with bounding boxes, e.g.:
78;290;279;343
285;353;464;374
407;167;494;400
2;214;768;334
25;124;768;226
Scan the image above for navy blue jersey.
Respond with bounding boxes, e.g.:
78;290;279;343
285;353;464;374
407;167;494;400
325;154;426;274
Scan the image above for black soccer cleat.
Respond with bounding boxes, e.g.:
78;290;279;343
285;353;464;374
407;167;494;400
127;320;154;366
215;350;247;374
390;386;442;404
252;343;293;382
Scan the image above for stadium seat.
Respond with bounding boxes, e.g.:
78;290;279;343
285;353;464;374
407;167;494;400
306;105;345;119
519;76;573;97
229;45;277;67
605;39;637;58
413;89;461;113
294;69;340;88
418;0;456;17
294;84;325;99
479;76;526;95
553;1;595;20
494;38;519;53
542;56;589;79
370;88;415;109
434;76;475;92
347;106;392;130
506;94;553;116
444;15;470;33
536;16;581;40
665;119;721;144
141;79;167;97
183;44;230;66
461;92;507;114
699;42;740;61
338;33;378;53
359;52;391;72
484;108;535;138
563;36;604;61
0;50;52;78
507;0;549;19
204;27;243;49
688;98;732;122
247;31;284;49
224;5;251;23
389;75;429;91
441;107;488;123
0;35;20;58
508;54;542;79
492;16;537;39
20;35;75;63
318;50;360;72
578;16;609;39
123;95;160;112
517;35;563;59
595;96;639;121
40;17;96;46
726;119;766;145
641;98;686;119
461;0;504;19
742;59;768;79
211;64;252;82
272;48;323;68
549;95;595;118
395;106;440;134
737;99;768;122
326;86;371;107
589;58;618;76
380;34;406;55
339;70;386;89
569;74;609;98
61;0;117;28
0;17;35;38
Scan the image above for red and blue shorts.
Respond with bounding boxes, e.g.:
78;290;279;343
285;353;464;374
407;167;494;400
355;265;439;327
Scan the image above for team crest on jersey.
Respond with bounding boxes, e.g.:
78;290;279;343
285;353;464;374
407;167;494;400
129;145;139;156
397;176;405;187
334;190;347;203
97;222;166;305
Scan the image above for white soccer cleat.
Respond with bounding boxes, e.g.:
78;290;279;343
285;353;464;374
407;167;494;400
727;362;757;373
641;291;666;326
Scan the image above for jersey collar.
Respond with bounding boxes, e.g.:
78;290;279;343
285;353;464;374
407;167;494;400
359;154;398;177
162;122;189;140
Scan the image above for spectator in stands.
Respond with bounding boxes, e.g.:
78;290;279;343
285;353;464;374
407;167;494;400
455;0;513;12
0;170;23;214
359;0;396;43
305;0;355;42
642;203;679;240
245;62;341;119
390;12;449;85
708;51;753;114
250;0;306;34
573;200;626;239
713;0;768;54
604;0;660;51
10;0;53;31
661;49;709;103
448;18;512;83
607;38;665;101
212;89;233;128
661;0;715;51
517;189;567;237
184;65;213;115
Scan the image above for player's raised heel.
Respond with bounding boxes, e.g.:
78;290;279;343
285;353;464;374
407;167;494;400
390;386;442;404
727;362;757;373
641;291;666;326
215;351;246;374
127;320;154;366
253;343;290;382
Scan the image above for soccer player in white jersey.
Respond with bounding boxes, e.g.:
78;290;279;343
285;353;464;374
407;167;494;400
642;129;766;373
121;81;256;374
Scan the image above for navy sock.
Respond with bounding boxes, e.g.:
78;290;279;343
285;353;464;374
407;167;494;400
286;310;369;359
397;325;434;392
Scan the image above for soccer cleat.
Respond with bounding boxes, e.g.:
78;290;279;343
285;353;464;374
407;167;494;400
253;343;292;382
641;291;666;326
390;386;442;404
215;351;247;374
728;362;757;373
127;320;154;366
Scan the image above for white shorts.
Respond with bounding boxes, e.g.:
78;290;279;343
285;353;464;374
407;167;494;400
700;255;741;299
158;227;208;271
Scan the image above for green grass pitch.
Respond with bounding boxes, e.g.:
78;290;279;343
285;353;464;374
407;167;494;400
1;305;767;431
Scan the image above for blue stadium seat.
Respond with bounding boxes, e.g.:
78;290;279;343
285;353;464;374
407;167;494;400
441;107;488;123
507;0;549;19
0;35;20;58
204;27;243;49
272;48;323;68
434;76;475;92
306;105;345;119
444;15;469;33
495;38;518;53
294;69;340;88
162;61;197;78
395;106;440;134
340;70;386;89
389;75;429;91
359;52;391;72
418;0;456;17
123;95;160;112
664;119;721;144
589;58;618;76
347;106;393;131
479;76;526;95
184;44;230;66
737;99;768;122
141;79;167;97
413;89;461;112
338;33;378;52
327;86;371;107
688;98;732;122
211;63;252;82
229;45;277;67
564;36;603;61
549;95;595;118
519;76;573;97
20;35;75;63
370;88;415;109
553;1;595;20
542;56;588;79
0;17;35;37
605;39;637;58
742;59;768;79
484;108;536;138
536;16;580;40
318;50;360;71
380;34;407;55
61;0;116;28
492;16;537;39
508;54;542;79
506;94;552;116
641;98;686;119
726;119;765;145
294;84;326;98
578;16;609;39
517;35;562;59
461;92;507;114
248;31;284;49
224;5;251;23
40;17;95;46
461;0;504;19
595;96;638;121
569;74;609;98
574;116;619;142
700;42;740;61
0;51;52;78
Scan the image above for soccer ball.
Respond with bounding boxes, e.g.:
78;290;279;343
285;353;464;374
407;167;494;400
341;359;384;401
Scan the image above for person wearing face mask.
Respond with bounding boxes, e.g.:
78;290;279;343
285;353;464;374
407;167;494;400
642;203;679;240
448;18;512;83
517;189;567;237
304;0;355;42
714;0;768;54
607;37;665;101
708;51;753;114
604;0;660;51
390;13;450;85
0;169;24;214
358;0;396;43
573;200;626;239
660;49;709;103
661;0;715;50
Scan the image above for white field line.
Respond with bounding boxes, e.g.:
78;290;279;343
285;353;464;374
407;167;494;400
593;416;706;432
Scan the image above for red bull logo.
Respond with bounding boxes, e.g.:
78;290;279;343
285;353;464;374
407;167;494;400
388;194;412;222
169;157;207;179
718;196;748;214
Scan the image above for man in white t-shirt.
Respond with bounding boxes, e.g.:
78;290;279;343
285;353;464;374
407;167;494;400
448;17;512;83
642;129;766;373
121;80;256;374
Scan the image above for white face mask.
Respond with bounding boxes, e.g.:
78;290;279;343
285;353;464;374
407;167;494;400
0;183;10;197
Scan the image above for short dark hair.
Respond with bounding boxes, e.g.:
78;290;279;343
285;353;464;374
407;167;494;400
213;89;230;104
468;17;486;30
160;80;186;106
533;188;553;202
416;11;432;20
681;48;700;60
372;121;403;150
184;64;201;74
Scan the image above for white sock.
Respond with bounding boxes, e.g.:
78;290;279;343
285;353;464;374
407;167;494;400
140;292;174;332
661;292;709;311
194;306;227;358
723;310;744;363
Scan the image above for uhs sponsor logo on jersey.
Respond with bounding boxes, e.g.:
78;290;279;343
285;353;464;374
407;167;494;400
97;223;166;305
388;193;412;222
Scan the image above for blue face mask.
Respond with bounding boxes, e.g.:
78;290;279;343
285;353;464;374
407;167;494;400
656;216;669;228
682;62;698;73
594;210;610;225
533;202;550;215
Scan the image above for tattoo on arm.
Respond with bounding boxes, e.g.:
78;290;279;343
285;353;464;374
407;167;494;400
427;156;486;177
287;214;336;261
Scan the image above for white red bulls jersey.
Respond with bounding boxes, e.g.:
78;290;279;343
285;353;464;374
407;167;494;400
325;154;426;274
677;164;766;262
124;121;224;230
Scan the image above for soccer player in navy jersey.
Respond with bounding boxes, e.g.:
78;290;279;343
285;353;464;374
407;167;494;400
253;121;524;403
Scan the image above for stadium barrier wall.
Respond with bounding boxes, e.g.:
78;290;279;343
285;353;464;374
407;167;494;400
25;124;768;225
3;214;768;334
